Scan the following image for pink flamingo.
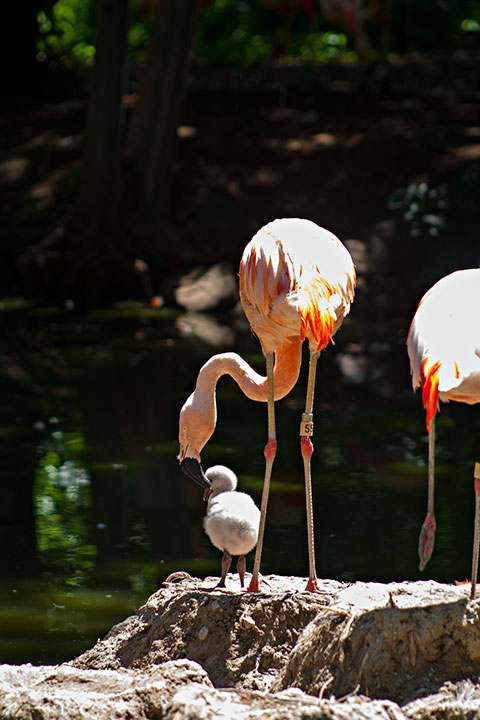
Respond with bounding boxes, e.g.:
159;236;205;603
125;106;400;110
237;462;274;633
407;268;480;598
179;218;355;592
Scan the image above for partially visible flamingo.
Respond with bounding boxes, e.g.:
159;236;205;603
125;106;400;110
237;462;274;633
179;218;355;592
407;268;480;598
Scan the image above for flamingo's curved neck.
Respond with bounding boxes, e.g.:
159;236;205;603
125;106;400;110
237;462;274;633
196;338;302;402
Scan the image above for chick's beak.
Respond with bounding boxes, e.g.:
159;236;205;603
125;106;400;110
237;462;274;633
180;457;211;490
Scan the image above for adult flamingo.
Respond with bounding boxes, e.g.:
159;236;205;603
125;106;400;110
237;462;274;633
407;268;480;598
179;218;355;592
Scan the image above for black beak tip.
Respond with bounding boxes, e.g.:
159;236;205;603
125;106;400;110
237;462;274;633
180;457;211;490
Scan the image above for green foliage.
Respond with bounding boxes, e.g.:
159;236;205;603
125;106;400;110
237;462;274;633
36;0;150;69
195;0;353;66
35;0;480;72
462;0;480;30
195;0;270;66
290;29;353;62
37;0;97;68
34;429;96;587
127;18;152;62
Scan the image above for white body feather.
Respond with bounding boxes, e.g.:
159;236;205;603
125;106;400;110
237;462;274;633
239;218;355;354
407;268;480;404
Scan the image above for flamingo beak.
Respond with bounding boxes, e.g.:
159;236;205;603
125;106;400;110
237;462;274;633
203;488;212;502
181;457;211;490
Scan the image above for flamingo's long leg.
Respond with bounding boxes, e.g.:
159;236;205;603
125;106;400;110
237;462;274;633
418;417;437;571
247;351;276;592
301;350;323;593
470;462;480;599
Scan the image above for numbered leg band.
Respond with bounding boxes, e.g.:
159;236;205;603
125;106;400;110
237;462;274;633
300;413;314;437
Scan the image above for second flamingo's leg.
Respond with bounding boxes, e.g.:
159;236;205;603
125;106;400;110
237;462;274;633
470;462;480;600
301;350;324;593
418;417;437;571
247;351;277;592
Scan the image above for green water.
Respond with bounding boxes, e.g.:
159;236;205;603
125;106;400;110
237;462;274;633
0;285;478;665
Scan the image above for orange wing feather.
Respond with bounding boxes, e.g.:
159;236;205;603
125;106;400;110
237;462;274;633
298;276;336;351
420;358;441;432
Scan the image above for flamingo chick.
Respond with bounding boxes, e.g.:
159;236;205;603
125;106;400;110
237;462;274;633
203;465;260;589
407;268;480;597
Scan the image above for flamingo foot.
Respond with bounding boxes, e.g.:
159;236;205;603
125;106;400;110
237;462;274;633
245;575;260;593
305;576;326;593
418;512;436;572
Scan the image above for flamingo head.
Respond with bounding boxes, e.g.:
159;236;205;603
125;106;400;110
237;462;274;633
418;512;436;572
178;391;215;490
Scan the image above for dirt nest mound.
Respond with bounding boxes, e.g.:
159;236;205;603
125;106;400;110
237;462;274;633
72;574;480;704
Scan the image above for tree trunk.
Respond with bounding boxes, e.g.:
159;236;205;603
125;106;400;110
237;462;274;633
120;0;201;260
75;0;130;238
56;0;131;302
20;0;200;303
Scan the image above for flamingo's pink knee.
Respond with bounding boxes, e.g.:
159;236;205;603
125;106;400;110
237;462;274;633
301;435;314;459
264;438;277;462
